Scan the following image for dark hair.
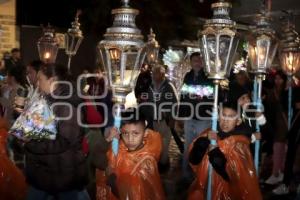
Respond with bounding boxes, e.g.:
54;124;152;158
28;60;44;72
11;48;20;53
7;66;28;87
40;63;70;81
190;52;201;61
275;70;287;85
120;107;146;127
221;101;239;113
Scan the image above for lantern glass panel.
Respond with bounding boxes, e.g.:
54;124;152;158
201;33;238;79
98;45;146;91
65;33;83;56
280;51;300;76
37;42;58;63
248;34;278;74
146;44;159;64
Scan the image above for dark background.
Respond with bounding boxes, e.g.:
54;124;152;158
16;0;300;74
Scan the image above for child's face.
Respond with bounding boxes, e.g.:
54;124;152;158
238;94;250;108
219;108;241;133
121;123;146;151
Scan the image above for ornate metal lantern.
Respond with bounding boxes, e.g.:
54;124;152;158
247;14;278;75
145;28;160;65
280;23;300;76
37;25;59;63
65;10;83;71
98;0;146;104
199;0;239;80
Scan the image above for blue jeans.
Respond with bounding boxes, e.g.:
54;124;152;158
26;186;91;200
182;119;211;179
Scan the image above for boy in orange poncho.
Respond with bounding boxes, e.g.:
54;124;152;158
96;108;165;200
188;102;262;200
0;117;27;199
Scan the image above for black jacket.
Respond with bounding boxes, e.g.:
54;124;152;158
178;69;214;119
24;84;88;193
140;79;178;128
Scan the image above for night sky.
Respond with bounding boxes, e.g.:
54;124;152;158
16;0;216;44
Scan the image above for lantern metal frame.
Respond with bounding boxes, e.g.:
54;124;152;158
97;0;146;155
37;25;59;64
65;11;83;72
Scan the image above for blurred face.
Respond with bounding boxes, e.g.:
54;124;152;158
37;71;55;94
12;51;20;60
26;65;38;86
236;73;248;86
238;94;251;108
219;107;241;133
6;75;15;86
190;55;202;72
152;68;164;83
274;74;284;88
121;123;146;151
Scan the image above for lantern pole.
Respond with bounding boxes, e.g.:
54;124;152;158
288;76;293;129
207;80;219;200
254;74;263;172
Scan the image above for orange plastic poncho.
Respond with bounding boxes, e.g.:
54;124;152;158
0;118;27;200
188;129;262;200
96;129;165;200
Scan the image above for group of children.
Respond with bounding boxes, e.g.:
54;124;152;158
0;84;263;200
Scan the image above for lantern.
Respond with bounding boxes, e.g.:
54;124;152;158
247;15;278;75
98;0;146;104
65;10;83;72
145;28;160;65
280;23;300;76
37;25;59;63
199;1;239;80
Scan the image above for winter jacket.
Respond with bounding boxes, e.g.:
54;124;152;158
24;84;88;193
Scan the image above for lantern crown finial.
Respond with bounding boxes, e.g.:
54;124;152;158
67;10;83;38
121;0;130;7
204;0;236;29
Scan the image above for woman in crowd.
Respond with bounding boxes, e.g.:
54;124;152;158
265;70;289;185
24;63;89;200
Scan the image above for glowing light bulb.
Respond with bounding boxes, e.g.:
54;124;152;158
44;52;51;59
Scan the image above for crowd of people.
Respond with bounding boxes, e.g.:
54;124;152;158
0;49;300;200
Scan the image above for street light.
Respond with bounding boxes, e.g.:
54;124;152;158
198;0;239;199
37;25;59;63
98;0;146;155
65;10;84;72
246;7;278;173
279;21;300;129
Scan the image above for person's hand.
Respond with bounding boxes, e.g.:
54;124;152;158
208;130;218;141
105;127;120;142
253;132;261;140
